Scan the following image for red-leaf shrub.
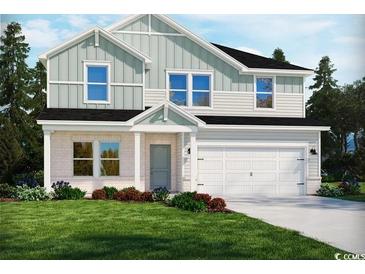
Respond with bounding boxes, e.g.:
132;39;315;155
208;198;226;212
92;189;107;200
113;191;128;201
194;193;211;204
124;188;142;201
140;192;153;202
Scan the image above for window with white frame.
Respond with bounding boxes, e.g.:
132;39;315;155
73;142;93;176
192;75;210;106
84;63;110;103
255;77;273;109
168;72;212;107
100;142;120;176
169;74;187;106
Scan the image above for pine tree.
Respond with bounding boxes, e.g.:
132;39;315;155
0;22;33;182
309;56;337;90
0;22;31;126
29;61;47;118
272;48;289;63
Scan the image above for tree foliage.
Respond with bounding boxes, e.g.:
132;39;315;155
0;22;46;184
307;56;365;180
272;48;289;64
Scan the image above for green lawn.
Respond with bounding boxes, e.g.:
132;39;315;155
324;182;365;202
0;200;342;259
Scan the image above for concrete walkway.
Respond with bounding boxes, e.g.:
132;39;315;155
224;195;365;254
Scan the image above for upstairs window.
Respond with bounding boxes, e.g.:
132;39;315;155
256;77;273;109
168;72;212;107
169;74;187;106
84;63;110;103
100;142;120;176
192;75;210;107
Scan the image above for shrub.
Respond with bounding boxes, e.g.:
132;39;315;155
152;187;170;202
170;192;207;212
123;187;142;201
15;185;50;201
194;193;211;204
92;189;107;200
113;191;128;201
103;186;118;199
316;184;344;197
208;198;226;212
140;192;153;202
338;181;361;195
0;184;17;198
51;181;86;200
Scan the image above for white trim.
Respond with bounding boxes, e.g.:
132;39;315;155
148;14;151;35
38;120;129;126
134;132;142;190
112;30;185;37
245;68;313;76
190;132;197;192
93;140;100;178
131;124;196;133
128;101;206;127
46;59;50;108
39;26;152;66
254;75;276;111
43;130;52;192
49;80;143;87
83;61;111;104
180;132;185;189
202;125;331;131
94;29;99;47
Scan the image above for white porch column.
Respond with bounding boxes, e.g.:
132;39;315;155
190;132;197;191
134;132;143;191
43;130;52;192
93;140;100;178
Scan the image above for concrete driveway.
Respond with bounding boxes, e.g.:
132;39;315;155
224;195;365;254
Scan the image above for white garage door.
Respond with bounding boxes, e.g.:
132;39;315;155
197;147;305;196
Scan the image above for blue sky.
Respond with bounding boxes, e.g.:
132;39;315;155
1;14;364;92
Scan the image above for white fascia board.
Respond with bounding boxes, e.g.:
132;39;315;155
106;14;248;72
130;124;196;133
127;101;206;127
245;68;314;76
202;124;330;131
37;119;130;127
38;26;152;66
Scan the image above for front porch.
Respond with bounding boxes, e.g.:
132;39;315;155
41;102;204;194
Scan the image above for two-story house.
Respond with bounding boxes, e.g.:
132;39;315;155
37;14;329;196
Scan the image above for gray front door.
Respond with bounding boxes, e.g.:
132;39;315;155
150;145;171;190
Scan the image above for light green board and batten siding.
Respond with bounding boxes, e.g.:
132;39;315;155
48;34;144;109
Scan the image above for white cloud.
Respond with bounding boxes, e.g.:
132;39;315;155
333;35;365;46
64;15;92;29
22;19;76;48
237;46;264;56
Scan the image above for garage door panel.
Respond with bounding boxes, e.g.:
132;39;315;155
199;172;224;183
198;160;222;170
279;148;304;158
197;146;305;196
278;172;302;182
225;148;251;158
226;172;251;185
226;160;251;170
198;148;223;158
252;149;276;158
279;160;302;171
252;160;276;170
